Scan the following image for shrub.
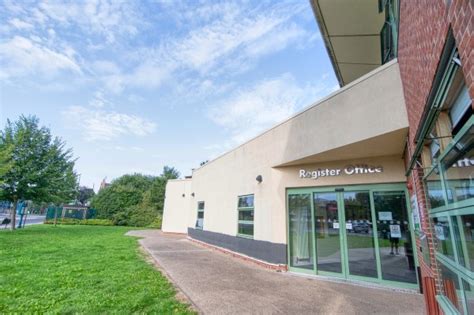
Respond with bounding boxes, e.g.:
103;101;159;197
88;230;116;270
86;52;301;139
147;214;162;229
112;205;159;227
44;218;113;226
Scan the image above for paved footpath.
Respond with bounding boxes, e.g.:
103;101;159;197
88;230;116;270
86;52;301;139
127;230;426;315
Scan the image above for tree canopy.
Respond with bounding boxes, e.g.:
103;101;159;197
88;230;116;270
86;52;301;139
77;186;95;206
0;115;78;203
91;166;179;227
0;116;78;229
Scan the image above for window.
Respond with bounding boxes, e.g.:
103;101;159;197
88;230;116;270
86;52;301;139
195;201;204;229
237;195;254;238
450;85;471;127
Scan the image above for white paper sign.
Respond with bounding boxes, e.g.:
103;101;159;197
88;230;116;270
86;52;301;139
333;222;340;229
346;223;353;230
390;224;401;238
379;212;393;221
435;225;445;240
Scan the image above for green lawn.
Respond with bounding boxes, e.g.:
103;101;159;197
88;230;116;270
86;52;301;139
0;225;194;314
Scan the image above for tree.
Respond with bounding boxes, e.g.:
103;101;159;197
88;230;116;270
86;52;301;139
91;167;180;227
161;166;180;180
77;186;95;206
0;115;78;230
0;141;13;185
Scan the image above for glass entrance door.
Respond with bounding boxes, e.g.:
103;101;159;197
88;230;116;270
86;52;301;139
287;184;419;289
343;191;378;278
314;193;342;274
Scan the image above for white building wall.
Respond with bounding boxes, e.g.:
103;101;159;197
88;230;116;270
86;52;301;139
163;61;409;245
162;179;192;233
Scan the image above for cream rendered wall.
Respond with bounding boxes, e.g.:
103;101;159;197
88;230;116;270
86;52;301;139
161;179;192;233
164;61;409;244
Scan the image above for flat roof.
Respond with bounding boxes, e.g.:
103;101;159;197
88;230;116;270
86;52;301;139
310;0;385;86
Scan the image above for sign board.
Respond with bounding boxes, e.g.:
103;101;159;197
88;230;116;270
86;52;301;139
411;194;420;231
299;164;383;180
346;223;353;230
390;224;401;238
435;224;445;240
333;222;339;229
378;212;393;221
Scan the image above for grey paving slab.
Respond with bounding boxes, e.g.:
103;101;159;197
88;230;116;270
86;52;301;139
127;230;426;315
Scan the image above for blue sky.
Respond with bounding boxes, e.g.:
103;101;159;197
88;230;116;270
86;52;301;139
0;0;338;190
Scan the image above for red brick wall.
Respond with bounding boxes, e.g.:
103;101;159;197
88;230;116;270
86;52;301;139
398;1;473;146
398;1;473;314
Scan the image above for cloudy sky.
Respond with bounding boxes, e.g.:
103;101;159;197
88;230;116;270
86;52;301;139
0;0;338;189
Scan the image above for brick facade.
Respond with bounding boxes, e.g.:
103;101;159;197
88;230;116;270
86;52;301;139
398;0;473;313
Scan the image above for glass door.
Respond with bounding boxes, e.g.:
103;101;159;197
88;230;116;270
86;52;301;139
373;191;417;284
288;193;314;271
342;191;378;279
287;184;419;289
313;192;343;275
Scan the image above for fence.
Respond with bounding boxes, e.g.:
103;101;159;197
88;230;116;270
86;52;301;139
46;206;97;221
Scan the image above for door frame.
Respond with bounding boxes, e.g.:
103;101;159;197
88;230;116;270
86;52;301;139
286;182;420;290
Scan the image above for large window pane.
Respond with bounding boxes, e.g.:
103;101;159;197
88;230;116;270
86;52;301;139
238;210;254;221
238;223;253;236
314;192;342;274
433;216;455;261
463;279;474;315
374;191;417;283
344;192;377;278
288;194;314;270
441;134;474;205
238;195;254;208
439;263;464;314
425;167;447;209
452;214;474;271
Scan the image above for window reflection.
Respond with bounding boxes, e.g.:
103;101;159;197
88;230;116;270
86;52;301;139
439;263;464;314
433;216;455;261
374;191;417;283
288;194;314;270
452;214;474;271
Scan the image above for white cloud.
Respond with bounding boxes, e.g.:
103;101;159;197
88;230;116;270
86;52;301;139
62;106;157;141
37;0;141;44
0;36;81;80
208;73;332;144
8;18;34;30
167;2;307;75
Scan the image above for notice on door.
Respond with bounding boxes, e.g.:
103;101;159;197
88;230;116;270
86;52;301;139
379;212;393;221
435;225;445;240
390;224;402;238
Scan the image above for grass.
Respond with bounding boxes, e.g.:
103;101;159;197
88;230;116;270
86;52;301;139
0;225;194;314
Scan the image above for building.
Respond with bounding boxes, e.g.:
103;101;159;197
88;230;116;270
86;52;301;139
397;1;473;314
163;1;473;313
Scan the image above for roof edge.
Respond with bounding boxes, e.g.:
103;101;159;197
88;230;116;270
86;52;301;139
309;0;344;87
194;59;399;174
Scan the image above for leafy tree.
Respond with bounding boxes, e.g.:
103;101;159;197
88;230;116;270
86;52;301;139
77;186;95;206
161;166;180;180
91;167;180;227
0;115;78;230
0;141;13;185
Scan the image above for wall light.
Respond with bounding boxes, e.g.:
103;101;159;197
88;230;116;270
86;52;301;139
182;193;185;197
256;175;263;183
191;192;195;197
